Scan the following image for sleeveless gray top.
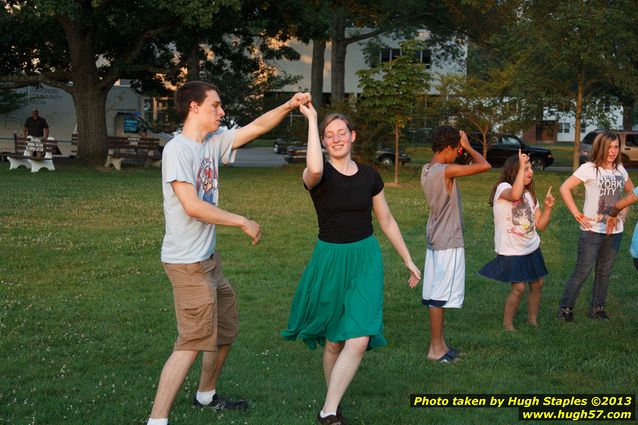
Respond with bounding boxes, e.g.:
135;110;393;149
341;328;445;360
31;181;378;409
421;163;464;250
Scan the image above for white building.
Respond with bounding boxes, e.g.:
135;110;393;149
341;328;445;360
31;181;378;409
269;32;636;144
270;30;467;97
550;109;624;143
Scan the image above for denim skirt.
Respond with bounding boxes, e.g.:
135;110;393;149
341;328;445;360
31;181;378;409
479;247;548;283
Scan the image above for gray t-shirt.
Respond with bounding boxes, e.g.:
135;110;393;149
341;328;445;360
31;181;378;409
421;162;464;250
161;130;237;263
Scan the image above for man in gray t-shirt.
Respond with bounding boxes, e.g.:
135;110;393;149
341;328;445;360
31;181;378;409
148;81;311;425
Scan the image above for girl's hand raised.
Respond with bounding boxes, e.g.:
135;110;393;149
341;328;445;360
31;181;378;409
518;149;530;168
287;92;311;110
299;101;316;120
544;186;555;209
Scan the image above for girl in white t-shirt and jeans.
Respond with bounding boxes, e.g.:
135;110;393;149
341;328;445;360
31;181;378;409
480;151;555;330
558;132;634;321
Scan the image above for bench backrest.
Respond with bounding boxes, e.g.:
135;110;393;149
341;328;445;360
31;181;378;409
107;137;160;151
14;136;58;155
71;134;79;156
71;134;159;156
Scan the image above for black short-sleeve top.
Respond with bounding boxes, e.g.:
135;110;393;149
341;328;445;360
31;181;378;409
308;161;384;243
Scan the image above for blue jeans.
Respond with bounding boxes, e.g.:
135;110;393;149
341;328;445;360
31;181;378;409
560;230;622;308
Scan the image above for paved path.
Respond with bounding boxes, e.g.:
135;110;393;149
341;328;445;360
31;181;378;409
231;146;286;168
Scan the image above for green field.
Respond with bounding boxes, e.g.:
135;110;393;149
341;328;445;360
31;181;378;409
1;162;636;425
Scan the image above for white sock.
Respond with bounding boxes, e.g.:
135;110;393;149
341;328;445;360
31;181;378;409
196;389;216;405
147;419;168;425
320;410;337;418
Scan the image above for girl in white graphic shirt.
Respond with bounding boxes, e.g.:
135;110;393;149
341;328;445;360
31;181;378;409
480;151;555;330
558;132;634;321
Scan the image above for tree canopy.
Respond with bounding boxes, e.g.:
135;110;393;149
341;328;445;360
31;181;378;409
1;0;238;162
0;0;303;163
430;67;534;157
495;0;638;169
358;39;430;184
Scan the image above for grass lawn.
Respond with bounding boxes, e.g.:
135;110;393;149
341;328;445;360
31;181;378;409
0;161;636;425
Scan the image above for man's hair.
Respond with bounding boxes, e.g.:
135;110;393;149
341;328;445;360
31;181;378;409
174;81;220;121
430;125;460;153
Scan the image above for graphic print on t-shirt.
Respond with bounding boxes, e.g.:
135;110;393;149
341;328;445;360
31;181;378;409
508;197;535;237
596;174;624;221
196;157;218;205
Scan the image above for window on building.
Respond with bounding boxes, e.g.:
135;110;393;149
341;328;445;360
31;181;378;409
380;48;401;62
420;50;431;68
380;48;431;69
557;122;570;133
581;122;587;133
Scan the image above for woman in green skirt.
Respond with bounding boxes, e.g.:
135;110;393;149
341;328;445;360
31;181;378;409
281;101;421;425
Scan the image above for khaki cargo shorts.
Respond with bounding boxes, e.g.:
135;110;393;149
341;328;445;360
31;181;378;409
163;251;239;351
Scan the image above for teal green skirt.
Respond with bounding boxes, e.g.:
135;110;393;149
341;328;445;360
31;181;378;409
281;235;387;350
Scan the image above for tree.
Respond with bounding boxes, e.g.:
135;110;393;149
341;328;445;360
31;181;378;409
430;67;534;157
201;59;300;128
285;1;332;109
502;0;638;169
294;0;470;106
0;89;27;115
357;39;430;185
164;0;304;127
329;0;464;103
0;0;235;164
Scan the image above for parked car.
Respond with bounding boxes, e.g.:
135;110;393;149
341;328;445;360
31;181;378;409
375;146;412;167
579;130;638;167
458;133;554;170
284;144;411;167
272;138;300;154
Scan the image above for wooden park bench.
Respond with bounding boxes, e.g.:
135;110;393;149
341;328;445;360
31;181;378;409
103;136;161;171
69;133;79;157
8;136;57;172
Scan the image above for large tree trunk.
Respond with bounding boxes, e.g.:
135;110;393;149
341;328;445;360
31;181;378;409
73;89;109;164
186;43;201;81
394;119;400;185
311;39;326;109
535;104;544;142
330;7;347;104
64;19;112;164
572;78;584;171
482;130;489;158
